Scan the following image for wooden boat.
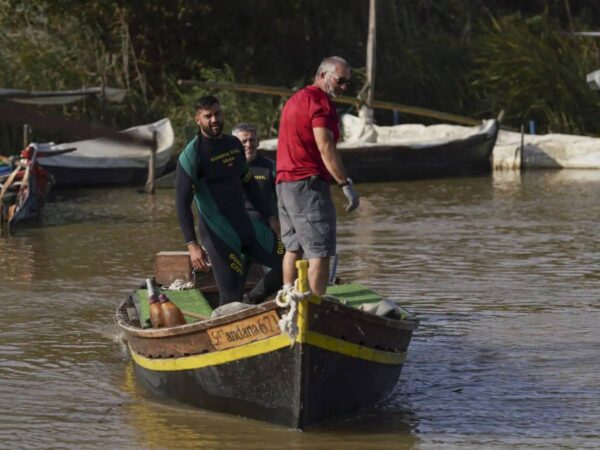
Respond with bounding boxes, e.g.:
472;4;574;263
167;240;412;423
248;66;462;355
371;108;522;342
38;118;174;187
115;260;419;429
260;117;499;183
0;144;70;229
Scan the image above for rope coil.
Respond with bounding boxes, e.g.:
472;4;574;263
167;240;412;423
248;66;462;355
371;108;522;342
275;280;312;346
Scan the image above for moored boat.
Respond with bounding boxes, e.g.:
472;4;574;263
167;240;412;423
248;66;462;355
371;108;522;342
0;143;67;229
115;259;419;429
38;118;174;187
259;115;499;182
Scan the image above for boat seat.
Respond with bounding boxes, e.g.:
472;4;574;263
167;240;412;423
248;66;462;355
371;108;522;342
134;288;214;328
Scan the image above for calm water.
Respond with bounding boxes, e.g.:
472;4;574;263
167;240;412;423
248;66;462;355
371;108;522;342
1;170;599;449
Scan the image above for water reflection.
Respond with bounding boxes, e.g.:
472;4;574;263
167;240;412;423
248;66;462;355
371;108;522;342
119;362;420;449
1;172;600;448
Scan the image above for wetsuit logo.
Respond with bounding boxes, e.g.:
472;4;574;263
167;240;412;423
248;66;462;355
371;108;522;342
276;240;285;255
210;148;240;167
229;253;244;275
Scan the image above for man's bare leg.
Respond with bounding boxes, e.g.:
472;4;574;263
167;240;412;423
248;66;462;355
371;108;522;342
282;250;302;286
308;256;330;296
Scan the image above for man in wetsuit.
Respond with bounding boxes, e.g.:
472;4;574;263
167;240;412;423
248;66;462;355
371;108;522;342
176;96;283;306
232;123;277;223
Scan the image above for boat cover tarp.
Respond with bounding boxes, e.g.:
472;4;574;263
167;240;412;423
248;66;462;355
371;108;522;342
260;113;496;150
493;129;600;170
38;118;174;170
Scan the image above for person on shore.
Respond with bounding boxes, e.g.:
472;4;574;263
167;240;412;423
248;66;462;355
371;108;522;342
276;56;359;296
232;123;277;224
175;95;283;305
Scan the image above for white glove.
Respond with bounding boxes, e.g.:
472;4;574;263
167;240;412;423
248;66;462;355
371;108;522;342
341;178;359;212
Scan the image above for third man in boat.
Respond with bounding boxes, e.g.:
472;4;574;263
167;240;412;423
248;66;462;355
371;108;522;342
232;122;277;224
176;95;284;306
276;56;359;296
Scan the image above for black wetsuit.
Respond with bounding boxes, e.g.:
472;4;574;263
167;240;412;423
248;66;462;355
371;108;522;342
245;154;277;222
176;134;284;305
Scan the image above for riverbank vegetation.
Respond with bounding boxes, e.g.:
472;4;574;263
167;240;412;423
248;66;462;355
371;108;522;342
2;0;600;154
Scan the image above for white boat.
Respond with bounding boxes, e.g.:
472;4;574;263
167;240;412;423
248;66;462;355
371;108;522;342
38;118;174;187
260;114;499;182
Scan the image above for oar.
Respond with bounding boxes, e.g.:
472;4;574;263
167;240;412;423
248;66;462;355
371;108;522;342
180;309;210;321
0;101;154;147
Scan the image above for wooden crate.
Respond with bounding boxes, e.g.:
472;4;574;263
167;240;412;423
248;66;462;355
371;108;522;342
154;251;193;285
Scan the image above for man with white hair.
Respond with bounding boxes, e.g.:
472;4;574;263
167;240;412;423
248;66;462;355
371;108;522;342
276;56;360;296
232;123;277;223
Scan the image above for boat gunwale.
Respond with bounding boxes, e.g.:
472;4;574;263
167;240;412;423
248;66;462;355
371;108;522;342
116;290;420;339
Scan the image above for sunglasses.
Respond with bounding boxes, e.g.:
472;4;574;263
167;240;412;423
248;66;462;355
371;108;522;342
329;73;351;86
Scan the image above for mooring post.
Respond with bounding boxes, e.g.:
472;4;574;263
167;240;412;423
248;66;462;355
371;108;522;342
23;124;31;148
144;129;157;194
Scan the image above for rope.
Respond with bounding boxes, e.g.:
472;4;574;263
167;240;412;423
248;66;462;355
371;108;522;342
275;280;312;346
167;279;194;290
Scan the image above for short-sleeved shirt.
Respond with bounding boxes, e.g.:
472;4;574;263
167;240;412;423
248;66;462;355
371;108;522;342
276;85;340;183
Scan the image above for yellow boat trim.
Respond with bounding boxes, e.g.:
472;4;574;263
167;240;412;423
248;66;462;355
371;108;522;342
130;334;292;371
130;330;406;372
131;260;406;372
304;331;406;365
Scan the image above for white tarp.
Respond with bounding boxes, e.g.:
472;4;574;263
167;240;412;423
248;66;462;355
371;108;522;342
493;129;600;170
260;113;495;150
38;118;174;170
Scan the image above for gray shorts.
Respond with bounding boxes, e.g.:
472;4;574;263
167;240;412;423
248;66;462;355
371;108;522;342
276;177;336;259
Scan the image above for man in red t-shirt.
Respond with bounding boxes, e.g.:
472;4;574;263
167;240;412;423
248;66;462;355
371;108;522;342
276;56;360;296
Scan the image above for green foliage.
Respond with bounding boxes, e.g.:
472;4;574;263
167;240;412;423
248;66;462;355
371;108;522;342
162;65;283;152
2;0;600;156
471;14;600;133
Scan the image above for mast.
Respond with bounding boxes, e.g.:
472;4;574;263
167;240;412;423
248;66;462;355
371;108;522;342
359;0;377;126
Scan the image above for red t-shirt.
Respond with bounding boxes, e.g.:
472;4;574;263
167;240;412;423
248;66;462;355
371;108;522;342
276;85;340;182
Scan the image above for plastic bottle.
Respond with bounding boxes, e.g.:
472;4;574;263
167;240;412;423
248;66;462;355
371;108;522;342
146;279;164;328
159;292;186;327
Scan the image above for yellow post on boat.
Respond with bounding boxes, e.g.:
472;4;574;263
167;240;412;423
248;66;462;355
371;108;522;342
295;260;313;343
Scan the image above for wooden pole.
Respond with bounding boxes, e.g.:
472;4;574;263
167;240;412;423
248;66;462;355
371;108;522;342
144;129;157;194
177;79;482;126
180;309;210;321
359;0;377;126
366;0;376;108
22;123;31;148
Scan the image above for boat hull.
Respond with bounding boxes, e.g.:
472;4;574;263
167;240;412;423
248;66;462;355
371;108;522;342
43;163;172;187
339;127;496;182
259;119;499;183
117;285;418;428
130;338;405;428
39;117;175;187
132;344;302;427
